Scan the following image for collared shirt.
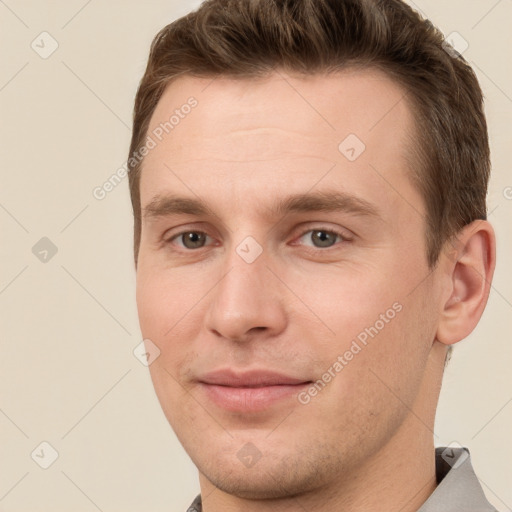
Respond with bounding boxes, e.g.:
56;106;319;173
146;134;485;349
186;446;498;511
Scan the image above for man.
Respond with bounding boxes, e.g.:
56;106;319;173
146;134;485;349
127;0;498;510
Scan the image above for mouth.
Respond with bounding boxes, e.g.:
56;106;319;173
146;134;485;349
197;369;313;413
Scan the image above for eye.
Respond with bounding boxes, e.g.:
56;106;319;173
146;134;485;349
295;228;350;250
165;227;351;253
168;231;211;250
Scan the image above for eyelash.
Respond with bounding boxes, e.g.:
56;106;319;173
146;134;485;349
165;227;352;254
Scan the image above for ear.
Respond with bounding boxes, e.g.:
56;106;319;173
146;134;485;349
436;220;496;346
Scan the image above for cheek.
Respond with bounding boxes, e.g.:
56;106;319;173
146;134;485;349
135;260;215;396
326;257;429;342
136;268;188;393
286;262;403;343
312;299;433;448
136;266;197;423
136;259;199;339
305;262;436;405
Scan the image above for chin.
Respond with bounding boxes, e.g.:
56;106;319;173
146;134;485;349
195;446;331;501
203;467;312;500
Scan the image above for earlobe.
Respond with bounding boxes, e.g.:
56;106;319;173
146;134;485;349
436;220;496;346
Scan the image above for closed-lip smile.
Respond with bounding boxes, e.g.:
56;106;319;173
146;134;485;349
197;369;312;412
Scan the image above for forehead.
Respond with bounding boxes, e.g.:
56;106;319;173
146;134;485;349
140;68;418;216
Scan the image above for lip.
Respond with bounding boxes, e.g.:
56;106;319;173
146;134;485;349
197;369;312;413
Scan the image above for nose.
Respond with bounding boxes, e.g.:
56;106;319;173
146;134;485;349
203;242;288;343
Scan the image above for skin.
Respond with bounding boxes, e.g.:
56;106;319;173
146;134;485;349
135;69;495;511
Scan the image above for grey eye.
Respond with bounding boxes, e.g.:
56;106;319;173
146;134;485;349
309;230;340;248
180;232;208;249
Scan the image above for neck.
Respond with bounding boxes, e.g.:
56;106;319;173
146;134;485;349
199;342;447;512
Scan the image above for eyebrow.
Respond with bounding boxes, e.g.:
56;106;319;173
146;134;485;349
142;190;381;221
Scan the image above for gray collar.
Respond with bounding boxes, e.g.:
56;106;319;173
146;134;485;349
417;446;497;511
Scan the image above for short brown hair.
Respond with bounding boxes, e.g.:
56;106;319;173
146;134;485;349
128;0;490;269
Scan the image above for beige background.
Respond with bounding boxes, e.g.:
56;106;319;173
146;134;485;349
0;1;511;511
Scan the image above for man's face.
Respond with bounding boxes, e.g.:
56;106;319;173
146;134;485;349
136;70;444;498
